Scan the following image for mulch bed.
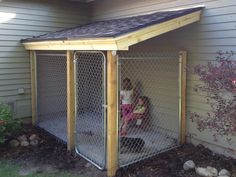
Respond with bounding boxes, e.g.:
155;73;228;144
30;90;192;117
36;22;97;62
0;124;235;177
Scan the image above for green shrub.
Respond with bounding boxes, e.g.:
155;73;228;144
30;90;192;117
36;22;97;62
0;102;22;144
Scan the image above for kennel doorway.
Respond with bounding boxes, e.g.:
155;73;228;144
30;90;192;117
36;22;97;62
118;51;181;167
74;51;107;169
35;52;67;142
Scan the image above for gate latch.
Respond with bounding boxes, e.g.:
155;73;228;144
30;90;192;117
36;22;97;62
103;104;108;108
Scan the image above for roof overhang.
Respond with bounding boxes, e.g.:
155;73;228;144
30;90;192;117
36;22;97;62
22;9;202;51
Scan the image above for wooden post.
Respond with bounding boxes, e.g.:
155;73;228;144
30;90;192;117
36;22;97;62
67;50;75;151
30;51;37;126
107;51;118;177
179;51;187;144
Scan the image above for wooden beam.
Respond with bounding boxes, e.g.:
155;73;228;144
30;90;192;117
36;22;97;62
116;11;201;50
67;50;75;151
107;51;118;177
179;51;187;144
30;50;37;126
22;38;128;51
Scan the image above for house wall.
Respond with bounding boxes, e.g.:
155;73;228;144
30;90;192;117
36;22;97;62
0;0;90;118
92;0;236;157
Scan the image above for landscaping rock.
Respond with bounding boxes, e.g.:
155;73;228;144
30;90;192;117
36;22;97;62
219;169;230;176
30;139;39;146
17;135;27;142
29;134;40;141
20;140;29;147
206;166;218;176
9;139;20;147
196;167;212;177
183;160;195;171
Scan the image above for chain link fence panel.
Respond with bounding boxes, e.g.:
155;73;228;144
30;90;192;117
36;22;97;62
36;52;67;142
118;51;180;167
75;51;106;169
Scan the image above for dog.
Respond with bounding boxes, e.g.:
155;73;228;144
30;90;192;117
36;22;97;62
120;137;145;153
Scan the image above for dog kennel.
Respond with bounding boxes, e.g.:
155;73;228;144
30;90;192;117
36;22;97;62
22;7;202;176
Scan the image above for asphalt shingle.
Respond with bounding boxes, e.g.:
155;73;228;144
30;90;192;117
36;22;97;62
21;7;202;43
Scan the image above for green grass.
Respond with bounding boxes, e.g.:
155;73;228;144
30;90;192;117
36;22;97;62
0;161;83;177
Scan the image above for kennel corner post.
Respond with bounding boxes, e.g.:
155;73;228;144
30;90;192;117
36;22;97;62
67;50;76;151
107;51;119;177
30;50;37;126
179;50;187;144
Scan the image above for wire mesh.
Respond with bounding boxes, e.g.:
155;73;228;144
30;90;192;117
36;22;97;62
74;51;106;169
36;52;67;142
118;51;180;167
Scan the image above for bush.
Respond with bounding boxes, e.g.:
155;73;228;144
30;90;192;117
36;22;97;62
0;102;22;144
190;51;236;142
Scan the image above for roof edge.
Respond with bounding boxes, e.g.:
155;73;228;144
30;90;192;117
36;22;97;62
22;38;129;51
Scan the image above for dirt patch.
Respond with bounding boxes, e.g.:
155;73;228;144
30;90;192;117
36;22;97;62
0;124;106;177
116;144;236;177
0;124;235;177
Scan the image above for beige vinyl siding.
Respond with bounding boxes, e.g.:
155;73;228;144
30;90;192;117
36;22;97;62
92;0;236;156
0;0;90;118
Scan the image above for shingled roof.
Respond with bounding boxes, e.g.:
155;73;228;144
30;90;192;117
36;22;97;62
22;7;203;43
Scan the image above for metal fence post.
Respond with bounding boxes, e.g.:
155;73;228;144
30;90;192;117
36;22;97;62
179;51;187;144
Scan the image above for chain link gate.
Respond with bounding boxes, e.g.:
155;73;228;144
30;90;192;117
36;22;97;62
36;52;67;142
118;51;180;167
74;51;106;169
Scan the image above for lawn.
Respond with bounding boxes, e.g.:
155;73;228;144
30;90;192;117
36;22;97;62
0;161;82;177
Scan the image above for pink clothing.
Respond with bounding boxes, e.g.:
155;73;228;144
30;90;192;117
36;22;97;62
125;112;144;121
122;104;147;121
121;104;133;118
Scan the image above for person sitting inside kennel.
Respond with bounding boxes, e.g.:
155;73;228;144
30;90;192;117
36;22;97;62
120;96;149;136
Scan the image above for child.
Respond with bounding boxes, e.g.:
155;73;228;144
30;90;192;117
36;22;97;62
120;78;134;120
120;96;149;136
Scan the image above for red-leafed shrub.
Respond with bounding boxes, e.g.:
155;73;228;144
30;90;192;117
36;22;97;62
190;51;236;142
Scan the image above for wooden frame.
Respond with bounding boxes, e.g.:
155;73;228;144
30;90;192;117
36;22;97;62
30;50;37;125
67;50;76;151
107;51;118;177
22;10;202;51
179;51;187;144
